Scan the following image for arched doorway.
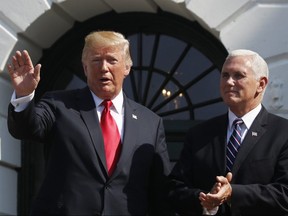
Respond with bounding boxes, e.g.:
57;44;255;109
36;10;227;158
20;10;227;214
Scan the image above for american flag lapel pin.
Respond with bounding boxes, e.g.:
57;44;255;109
132;114;137;119
252;131;257;137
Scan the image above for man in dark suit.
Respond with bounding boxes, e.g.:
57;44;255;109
168;49;288;215
7;31;171;215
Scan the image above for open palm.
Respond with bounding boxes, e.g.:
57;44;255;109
7;50;41;98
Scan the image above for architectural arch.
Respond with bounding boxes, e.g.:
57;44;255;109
18;11;227;214
1;1;288;215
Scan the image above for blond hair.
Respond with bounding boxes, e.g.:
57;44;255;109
82;31;133;67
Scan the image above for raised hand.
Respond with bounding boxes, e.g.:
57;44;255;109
7;50;41;98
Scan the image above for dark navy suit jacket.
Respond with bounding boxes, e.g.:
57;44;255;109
168;107;288;215
8;86;171;215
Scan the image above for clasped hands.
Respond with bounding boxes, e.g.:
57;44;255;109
199;172;232;210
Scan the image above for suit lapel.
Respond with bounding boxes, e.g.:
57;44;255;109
232;107;267;175
77;87;107;174
109;96;138;179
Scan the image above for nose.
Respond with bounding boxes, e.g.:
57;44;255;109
100;60;109;71
226;76;235;86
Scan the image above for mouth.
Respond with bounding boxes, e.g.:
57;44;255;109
225;90;239;96
225;89;238;93
100;77;111;83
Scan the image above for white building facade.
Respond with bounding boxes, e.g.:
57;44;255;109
0;0;288;214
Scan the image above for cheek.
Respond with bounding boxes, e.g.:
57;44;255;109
219;80;227;89
85;69;99;82
114;67;129;80
115;73;125;83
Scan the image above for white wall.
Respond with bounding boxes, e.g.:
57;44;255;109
0;0;287;214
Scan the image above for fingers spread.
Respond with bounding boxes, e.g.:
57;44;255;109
12;54;19;70
23;50;34;68
16;50;25;67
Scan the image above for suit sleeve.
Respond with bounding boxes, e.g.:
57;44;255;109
7;94;56;142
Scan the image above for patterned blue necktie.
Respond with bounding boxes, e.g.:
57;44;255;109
226;118;243;172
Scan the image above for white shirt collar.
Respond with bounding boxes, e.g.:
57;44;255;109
228;104;262;131
90;90;124;114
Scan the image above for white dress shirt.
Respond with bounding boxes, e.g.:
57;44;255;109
227;104;262;143
91;90;124;141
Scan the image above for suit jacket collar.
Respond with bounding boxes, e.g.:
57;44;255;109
76;87;108;177
75;88;141;180
212;107;268;176
108;94;139;179
232;106;268;176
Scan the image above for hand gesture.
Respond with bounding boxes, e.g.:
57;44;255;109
199;172;233;210
7;50;41;98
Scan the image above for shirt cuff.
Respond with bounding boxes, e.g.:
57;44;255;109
203;206;219;215
10;91;34;112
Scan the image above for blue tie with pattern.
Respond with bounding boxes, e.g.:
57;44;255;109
226;118;243;172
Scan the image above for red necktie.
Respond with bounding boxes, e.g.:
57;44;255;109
100;100;121;176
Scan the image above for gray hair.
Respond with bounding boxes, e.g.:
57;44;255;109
227;49;269;80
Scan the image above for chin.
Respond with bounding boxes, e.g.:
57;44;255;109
224;98;239;106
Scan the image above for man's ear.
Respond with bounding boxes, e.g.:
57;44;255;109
83;64;88;76
257;76;268;93
124;65;131;76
